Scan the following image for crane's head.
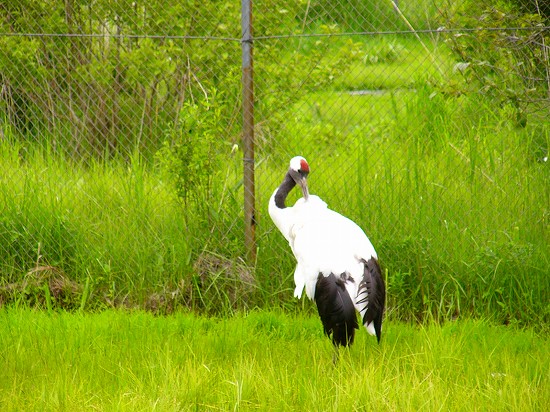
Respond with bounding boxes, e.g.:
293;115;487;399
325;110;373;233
289;156;310;200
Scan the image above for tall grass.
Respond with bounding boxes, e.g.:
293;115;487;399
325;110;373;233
255;77;549;327
0;309;547;411
1;81;548;327
1;27;548;328
304;0;444;32
0;142;188;308
0;136;255;312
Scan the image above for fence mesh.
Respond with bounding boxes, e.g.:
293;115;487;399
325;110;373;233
0;1;548;322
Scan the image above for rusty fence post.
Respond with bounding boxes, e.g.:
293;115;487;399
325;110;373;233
241;0;256;264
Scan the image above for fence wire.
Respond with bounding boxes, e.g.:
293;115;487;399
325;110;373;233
0;1;548;320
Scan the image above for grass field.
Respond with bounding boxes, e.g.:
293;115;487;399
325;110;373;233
1;3;548;411
0;308;547;411
1;10;548;326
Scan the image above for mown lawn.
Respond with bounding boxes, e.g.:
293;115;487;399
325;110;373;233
0;308;547;411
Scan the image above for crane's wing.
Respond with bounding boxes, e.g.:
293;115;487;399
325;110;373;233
289;198;377;300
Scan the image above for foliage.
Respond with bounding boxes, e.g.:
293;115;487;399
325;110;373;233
441;0;550;125
157;92;224;206
0;0;241;158
510;0;550;18
155;88;246;260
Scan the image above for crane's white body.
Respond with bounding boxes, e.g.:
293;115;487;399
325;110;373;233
269;190;378;336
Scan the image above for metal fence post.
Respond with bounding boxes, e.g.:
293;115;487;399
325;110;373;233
241;0;256;264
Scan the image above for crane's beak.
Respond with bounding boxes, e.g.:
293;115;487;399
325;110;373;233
297;176;309;200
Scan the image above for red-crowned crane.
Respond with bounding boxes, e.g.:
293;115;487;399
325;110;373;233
269;156;385;349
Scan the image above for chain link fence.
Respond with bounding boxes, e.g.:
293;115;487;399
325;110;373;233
0;1;548;323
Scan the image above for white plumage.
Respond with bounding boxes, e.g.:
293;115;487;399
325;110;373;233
269;156;385;346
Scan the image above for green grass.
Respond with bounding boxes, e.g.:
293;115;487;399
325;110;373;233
334;35;457;91
255;82;549;327
0;143;193;308
1;82;548;326
0;139;253;313
300;0;445;33
252;27;549;327
0;11;548;327
0;308;547;411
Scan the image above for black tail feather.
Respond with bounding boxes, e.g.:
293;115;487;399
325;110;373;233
360;258;386;343
314;273;358;347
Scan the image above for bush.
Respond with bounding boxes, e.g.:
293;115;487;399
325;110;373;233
442;1;550;125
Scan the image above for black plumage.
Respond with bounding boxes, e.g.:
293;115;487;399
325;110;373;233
314;273;359;347
358;258;386;343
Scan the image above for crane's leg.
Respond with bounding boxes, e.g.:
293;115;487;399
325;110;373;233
332;345;340;365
